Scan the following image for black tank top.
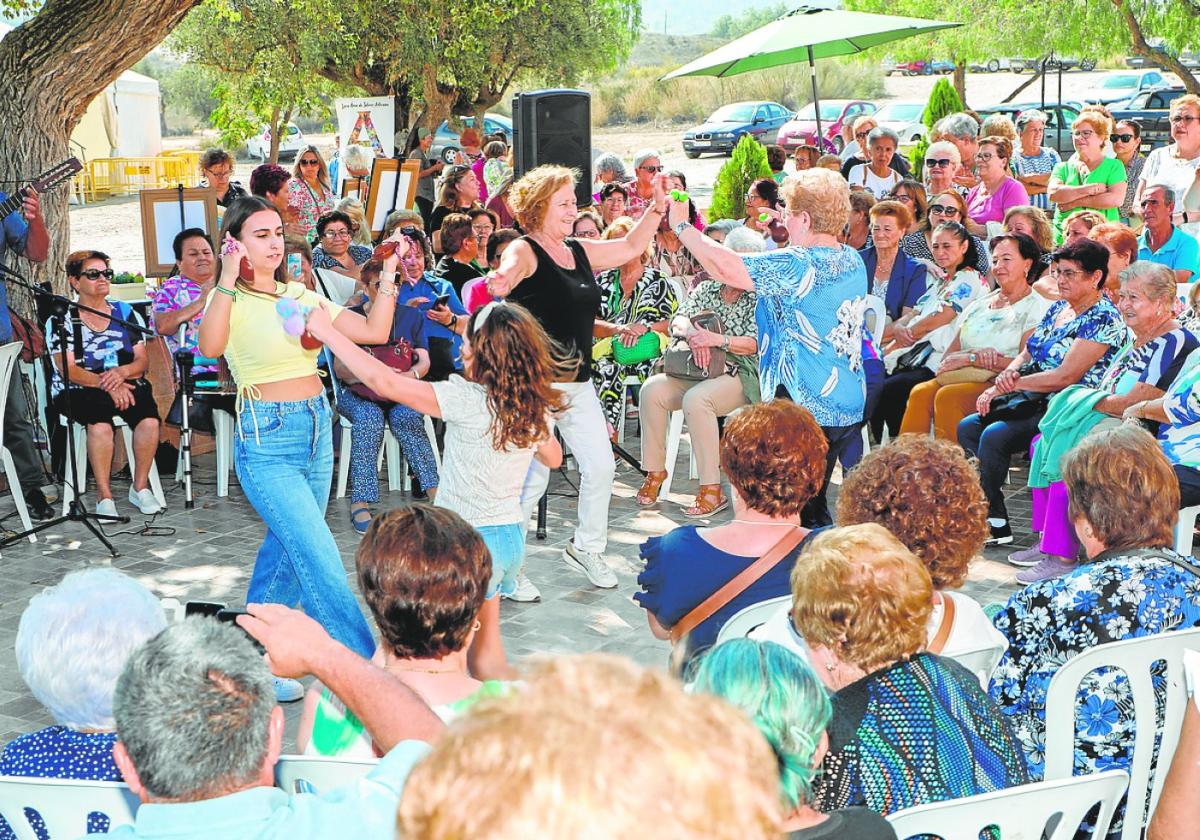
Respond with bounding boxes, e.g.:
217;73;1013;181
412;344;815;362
508;236;601;382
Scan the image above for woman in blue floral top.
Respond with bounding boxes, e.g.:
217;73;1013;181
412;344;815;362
666;168;866;527
958;239;1130;545
989;426;1200;839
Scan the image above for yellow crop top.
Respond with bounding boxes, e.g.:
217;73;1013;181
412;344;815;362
206;281;343;401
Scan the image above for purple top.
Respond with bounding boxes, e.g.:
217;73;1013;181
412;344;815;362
150;275;217;373
966;177;1030;226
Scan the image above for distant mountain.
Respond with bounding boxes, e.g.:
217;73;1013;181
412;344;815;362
639;0;793;36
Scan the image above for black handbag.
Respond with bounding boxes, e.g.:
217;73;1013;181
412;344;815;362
893;340;934;372
663;310;727;381
980;389;1049;426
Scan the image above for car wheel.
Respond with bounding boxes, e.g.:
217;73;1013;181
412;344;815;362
922;65;933;75
441;146;460;164
910;133;922;143
885;70;893;76
685;150;701;159
987;59;1000;72
1013;65;1025;74
1081;58;1097;72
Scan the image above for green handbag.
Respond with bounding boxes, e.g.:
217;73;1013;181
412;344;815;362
612;331;667;365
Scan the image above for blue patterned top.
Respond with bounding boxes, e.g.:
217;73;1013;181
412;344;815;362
742;244;867;427
1022;298;1130;388
815;653;1029;816
1011;147;1061;212
1161;364;1200;468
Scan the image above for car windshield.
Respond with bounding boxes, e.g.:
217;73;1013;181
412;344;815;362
1102;75;1139;88
709;104;758;122
792;102;844;121
876;103;923;122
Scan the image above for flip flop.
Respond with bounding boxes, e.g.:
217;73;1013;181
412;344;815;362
351;507;373;534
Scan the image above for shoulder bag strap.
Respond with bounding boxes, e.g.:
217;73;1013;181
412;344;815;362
927;591;957;654
669;527;807;646
1091;545;1200;579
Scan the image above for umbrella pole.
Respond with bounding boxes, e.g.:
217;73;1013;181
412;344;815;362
808;46;823;151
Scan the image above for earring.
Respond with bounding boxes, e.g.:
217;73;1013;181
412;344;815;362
472;619;482;632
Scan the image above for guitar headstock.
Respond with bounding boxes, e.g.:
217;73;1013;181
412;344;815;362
30;157;83;193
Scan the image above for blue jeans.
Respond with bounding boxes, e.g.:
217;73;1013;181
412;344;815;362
957;411;1043;522
235;395;374;658
476;523;524;599
337;389;439;505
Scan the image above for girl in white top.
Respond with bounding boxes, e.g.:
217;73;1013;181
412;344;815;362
307;299;566;680
848;126;904;199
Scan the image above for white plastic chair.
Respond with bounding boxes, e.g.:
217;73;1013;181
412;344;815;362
1176;505;1200;555
274;754;378;795
660;409;699;497
1044;628;1200;840
887;769;1129;840
0;343;37;543
715;595;791;645
60;415;167;516
0;775;139;839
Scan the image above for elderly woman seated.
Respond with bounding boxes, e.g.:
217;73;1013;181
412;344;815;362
1088;222;1140;304
311;209;373;282
637;226;761;518
990;426;1200;808
847;127;903;199
636;402;828;667
922;139;964;198
51;250;161;517
958;239;1130;545
1012;261;1196;583
591;216;679;434
689;640;898;840
1;568;165;832
793;524;1029;814
299;505;510;757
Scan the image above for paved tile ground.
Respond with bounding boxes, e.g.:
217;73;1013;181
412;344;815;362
0;422;1033;752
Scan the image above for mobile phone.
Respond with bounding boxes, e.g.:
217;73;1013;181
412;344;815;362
433;293;450;309
216;608;266;653
185;600;225;618
286;252;301;280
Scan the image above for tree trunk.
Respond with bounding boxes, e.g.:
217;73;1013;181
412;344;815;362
421;65;459;142
953;61;968;109
268;105;282;164
1111;0;1200;95
1002;69;1045;104
0;0;200;295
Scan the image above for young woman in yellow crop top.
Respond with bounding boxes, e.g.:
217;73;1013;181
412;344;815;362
198;196;402;662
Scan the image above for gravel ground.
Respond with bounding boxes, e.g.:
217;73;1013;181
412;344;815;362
69;67;1180;273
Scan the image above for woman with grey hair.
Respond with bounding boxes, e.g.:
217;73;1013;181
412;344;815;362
848;127;903;199
627;148;664;219
0;569;166;817
922;139;963;197
1012;109;1061;213
593;153;629;196
934;113;981;190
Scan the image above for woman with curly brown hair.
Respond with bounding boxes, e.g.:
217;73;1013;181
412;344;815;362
635;401;828;668
306;300;568;679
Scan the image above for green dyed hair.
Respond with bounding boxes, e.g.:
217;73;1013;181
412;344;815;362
688;639;831;809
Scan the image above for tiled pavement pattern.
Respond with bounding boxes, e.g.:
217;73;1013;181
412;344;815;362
0;424;1034;752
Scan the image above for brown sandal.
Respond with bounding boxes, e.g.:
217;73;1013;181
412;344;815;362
636;470;669;506
683;485;728;518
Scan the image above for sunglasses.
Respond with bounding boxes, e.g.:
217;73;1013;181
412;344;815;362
399;225;421;237
925;158;953;169
640;165;664;172
855;131;871;139
928;204;960;215
299;159;320;166
77;269;115;280
1110;133;1136;143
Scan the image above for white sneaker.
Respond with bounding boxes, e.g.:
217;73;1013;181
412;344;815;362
95;498;118;518
273;677;305;703
128;486;162;515
562;543;618;589
504;572;542;602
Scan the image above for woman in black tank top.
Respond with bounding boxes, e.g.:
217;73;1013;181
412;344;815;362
482;164;667;593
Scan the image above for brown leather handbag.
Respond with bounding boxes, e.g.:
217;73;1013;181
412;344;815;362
663;310;727;381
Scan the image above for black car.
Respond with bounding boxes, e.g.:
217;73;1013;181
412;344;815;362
1112;87;1188;151
975;101;1083;156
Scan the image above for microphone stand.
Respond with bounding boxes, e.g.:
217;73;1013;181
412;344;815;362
174;348;195;509
0;264;159;556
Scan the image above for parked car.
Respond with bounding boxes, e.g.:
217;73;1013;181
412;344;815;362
431;113;513;164
1126;44;1200;70
930;59;955;75
776;99;877;153
245;122;306;161
681;101;791;158
1112;87;1188;151
969;58;1007;73
975;101;1082;156
1082;70;1170;105
872;100;927;143
886;60;933;77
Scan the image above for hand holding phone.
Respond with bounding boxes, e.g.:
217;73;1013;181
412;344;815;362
433;293;450;309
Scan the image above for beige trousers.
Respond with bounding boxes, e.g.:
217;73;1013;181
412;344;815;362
639;372;749;485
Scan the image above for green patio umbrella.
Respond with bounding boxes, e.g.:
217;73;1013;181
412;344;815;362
661;6;960;145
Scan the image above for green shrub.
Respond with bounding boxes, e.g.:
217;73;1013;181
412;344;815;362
911;78;964;181
708;134;772;222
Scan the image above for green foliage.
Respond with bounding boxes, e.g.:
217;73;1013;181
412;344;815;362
910;77;963;180
709;134;772;222
133;55;219;135
710;3;788;40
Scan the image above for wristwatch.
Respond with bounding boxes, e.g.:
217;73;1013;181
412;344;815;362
969;352;977;364
722;335;731;351
673;220;690;237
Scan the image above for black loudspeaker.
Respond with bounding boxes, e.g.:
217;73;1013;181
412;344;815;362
512;89;592;207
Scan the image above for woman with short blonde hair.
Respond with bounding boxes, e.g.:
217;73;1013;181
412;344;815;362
1135;93;1200;238
792;523;1028;815
1047;112;1127;243
1003;205;1054;253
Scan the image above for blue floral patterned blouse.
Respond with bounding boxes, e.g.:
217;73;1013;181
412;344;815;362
741;244;867;427
1022;298;1130;388
1162;364;1200;468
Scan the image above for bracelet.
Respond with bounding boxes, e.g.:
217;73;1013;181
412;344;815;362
376;281;398;298
722;335;730;351
214;285;236;298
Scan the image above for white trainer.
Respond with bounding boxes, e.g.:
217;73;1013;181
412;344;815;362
562;543;618;589
128;486;162;515
95;498;118;518
273;677;305;703
504;572;542;602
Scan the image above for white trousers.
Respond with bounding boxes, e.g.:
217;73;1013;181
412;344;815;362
520;380;616;554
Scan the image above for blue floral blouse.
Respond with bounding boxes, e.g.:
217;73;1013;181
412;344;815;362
1022;298;1130;388
1161;363;1200;468
742;244;867;427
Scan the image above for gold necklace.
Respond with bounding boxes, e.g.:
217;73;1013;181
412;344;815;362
392;664;461;675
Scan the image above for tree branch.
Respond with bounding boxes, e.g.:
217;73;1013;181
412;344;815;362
1110;0;1200;94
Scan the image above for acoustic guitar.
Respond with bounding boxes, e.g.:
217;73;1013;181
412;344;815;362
0;157;84;220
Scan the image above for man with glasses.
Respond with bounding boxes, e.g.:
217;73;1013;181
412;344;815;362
199;148;247;208
0;172;54;519
1137;184;1199;283
932;113;981;190
840;116;911;181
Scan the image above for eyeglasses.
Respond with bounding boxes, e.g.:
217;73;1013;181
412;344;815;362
299;158;320;166
928;204;960;216
855;131;871;140
925;158;953;169
205;168;233;179
1051;267;1091;282
1110;133;1136;143
471;224;493;234
640;165;664;172
77;269;114;280
975;152;997;162
1140;198;1162;208
1072;129;1097;139
574;228;601;238
1170;115;1199;125
887;193;914;204
322;229;352;239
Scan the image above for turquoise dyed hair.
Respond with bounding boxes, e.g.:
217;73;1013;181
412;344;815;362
688;639;832;809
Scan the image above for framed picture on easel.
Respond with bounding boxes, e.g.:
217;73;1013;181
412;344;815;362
341;175;369;200
139;186;219;277
364;158;420;240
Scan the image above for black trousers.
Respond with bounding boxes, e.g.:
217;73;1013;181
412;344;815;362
871;366;934;441
774;384;859;528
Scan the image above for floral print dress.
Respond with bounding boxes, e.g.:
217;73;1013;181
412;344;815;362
1021;298;1130;387
287;177;336;240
